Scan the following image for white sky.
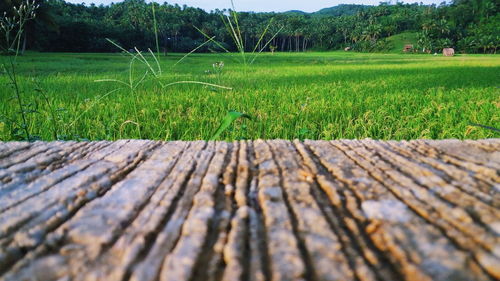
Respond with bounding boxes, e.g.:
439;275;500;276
63;0;446;13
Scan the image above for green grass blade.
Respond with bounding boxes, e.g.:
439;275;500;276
226;15;243;52
132;70;150;90
193;25;231;54
67;88;121;128
193;25;241;64
173;36;216;68
134;47;157;77
210;110;252;140
106;39;149;66
250;26;284;65
152;4;160;58
163;81;232;90
251;19;273;54
148;48;162;75
220;15;239;51
230;0;244;51
106;38;133;56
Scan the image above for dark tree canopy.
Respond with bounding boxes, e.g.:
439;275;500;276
7;0;499;54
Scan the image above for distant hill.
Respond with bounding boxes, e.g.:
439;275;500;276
283;10;308;15
314;4;372;16
283;4;373;17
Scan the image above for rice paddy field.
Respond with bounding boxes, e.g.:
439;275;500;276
0;52;498;141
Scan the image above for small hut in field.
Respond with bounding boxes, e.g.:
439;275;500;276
403;44;414;52
443;48;455;56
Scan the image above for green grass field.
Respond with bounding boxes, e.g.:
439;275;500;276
0;52;498;141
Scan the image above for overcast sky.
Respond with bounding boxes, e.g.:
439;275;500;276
63;0;445;13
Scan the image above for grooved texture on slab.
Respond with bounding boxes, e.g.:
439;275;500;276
0;139;499;281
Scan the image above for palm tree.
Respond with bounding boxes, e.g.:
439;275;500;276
422;21;434;34
481;35;495;54
436;18;450;36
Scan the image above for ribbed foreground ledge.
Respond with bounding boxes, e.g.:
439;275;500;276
0;139;499;281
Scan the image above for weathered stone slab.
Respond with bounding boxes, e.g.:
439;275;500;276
0;139;499;281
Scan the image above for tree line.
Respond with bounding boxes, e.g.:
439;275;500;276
2;0;499;54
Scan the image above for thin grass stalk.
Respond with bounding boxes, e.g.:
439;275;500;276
251;20;272;54
7;59;29;139
195;1;279;68
68;89;120;128
193;26;241;64
163;81;232;90
224;15;246;66
193;26;232;54
231;4;246;60
220;15;238;49
231;11;244;51
34;82;59;139
173;36;216;67
1;0;39;140
128;56;142;138
230;0;244;51
250;26;284;64
152;3;160;58
148;48;162;76
134;47;157;77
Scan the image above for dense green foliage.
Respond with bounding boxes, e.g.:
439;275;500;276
0;52;498;141
1;0;498;54
385;32;419;53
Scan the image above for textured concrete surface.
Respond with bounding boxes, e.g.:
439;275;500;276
0;139;499;281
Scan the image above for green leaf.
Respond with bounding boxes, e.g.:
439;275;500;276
210;111;252;141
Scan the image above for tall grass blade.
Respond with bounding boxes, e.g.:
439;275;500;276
193;25;241;64
132;71;150;89
227;15;243;51
106;38;133;56
134;47;157;76
152;3;160;58
68;89;121;128
193;26;231;54
106;38;150;67
224;14;246;65
148;48;162;75
173;36;216;68
251;19;273;54
220;15;238;49
249;26;283;65
230;0;244;51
